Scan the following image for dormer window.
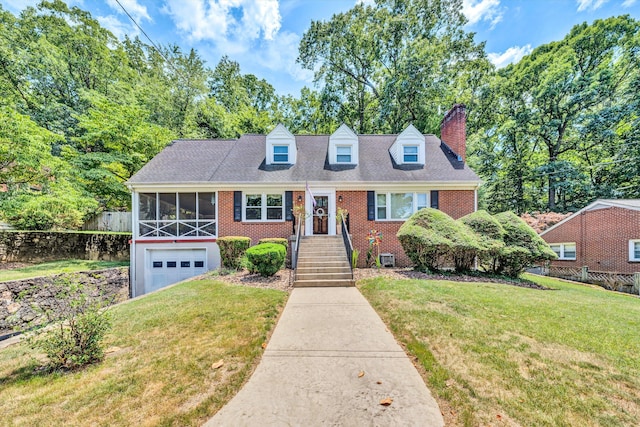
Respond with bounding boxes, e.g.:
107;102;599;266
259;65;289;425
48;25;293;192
273;145;289;163
336;146;352;163
266;124;296;165
329;124;358;165
390;124;425;165
403;146;419;163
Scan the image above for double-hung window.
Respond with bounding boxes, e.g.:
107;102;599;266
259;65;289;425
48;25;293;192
629;240;640;262
403;146;419;163
376;192;428;220
549;243;576;260
244;193;284;221
273;145;289;163
336;146;352;163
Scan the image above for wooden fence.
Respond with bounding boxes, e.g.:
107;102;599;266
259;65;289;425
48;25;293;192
546;265;640;295
82;212;132;232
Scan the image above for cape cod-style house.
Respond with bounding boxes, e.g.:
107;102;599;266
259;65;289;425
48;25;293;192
127;104;481;296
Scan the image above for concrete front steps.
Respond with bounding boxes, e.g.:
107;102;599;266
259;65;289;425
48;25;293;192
294;236;355;287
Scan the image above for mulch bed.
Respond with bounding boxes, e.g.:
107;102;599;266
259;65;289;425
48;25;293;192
207;267;549;292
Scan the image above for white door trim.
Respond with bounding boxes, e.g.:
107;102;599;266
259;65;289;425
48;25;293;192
305;188;336;236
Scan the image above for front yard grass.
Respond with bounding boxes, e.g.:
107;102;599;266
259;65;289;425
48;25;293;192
359;274;640;427
0;259;129;282
0;279;286;426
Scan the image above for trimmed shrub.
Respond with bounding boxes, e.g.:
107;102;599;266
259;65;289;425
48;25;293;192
217;236;251;270
459;210;505;273
493;211;557;277
397;208;480;272
258;237;289;250
245;243;286;277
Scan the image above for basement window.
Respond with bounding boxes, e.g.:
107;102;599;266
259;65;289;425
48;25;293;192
550;243;576;260
629;240;640;262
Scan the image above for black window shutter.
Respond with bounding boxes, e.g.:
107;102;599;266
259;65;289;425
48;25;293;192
367;191;375;220
233;191;242;222
285;191;293;221
430;190;439;209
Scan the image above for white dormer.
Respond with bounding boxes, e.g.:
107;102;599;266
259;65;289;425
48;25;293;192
266;124;296;165
390;124;425;165
329;123;358;165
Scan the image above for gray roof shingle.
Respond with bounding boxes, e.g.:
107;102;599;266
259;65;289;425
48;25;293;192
127;134;480;185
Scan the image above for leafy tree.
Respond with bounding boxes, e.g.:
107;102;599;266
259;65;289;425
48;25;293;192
298;0;490;133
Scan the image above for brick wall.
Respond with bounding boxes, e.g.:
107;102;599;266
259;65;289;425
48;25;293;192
340;189;476;267
217;190;305;244
217;189;475;268
440;104;466;162
542;206;640;274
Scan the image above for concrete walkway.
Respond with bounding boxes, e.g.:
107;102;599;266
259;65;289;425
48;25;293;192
204;287;444;426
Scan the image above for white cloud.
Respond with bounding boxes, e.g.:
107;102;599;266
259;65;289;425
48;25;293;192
622;0;637;6
105;0;151;22
97;15;138;39
162;0;281;44
488;44;532;68
254;30;313;82
355;0;376;6
576;0;608;11
462;0;503;28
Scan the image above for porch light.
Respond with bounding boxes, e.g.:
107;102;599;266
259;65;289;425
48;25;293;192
297;195;303;202
338;195;343;202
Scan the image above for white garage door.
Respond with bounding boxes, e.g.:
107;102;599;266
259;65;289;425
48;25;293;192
145;249;207;294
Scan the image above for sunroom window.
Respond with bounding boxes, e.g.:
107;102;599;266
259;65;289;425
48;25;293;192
273;145;289;163
138;192;216;238
244;193;284;221
375;192;428;220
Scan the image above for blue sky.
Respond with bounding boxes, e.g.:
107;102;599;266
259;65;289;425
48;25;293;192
2;0;639;95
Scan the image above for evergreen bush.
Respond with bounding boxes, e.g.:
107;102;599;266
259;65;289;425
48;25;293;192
459;210;506;273
245;243;286;277
217;236;251;270
493;211;557;277
258;237;288;250
397;208;480;272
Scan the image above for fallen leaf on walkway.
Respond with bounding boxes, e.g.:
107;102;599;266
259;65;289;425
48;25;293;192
496;414;502;420
376;381;382;384
212;360;224;370
358;371;365;378
261;342;267;349
380;398;393;406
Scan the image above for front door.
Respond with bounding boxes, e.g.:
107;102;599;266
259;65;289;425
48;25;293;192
313;196;329;235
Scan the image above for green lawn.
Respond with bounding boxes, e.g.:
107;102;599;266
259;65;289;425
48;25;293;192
0;280;287;426
0;260;129;282
359;274;640;427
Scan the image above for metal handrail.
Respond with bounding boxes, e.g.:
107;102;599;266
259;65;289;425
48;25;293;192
292;213;303;282
340;213;354;278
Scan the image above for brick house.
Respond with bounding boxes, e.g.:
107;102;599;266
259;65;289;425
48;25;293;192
540;199;640;274
126;104;480;296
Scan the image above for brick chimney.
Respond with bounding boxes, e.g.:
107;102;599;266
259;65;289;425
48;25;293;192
440;104;466;162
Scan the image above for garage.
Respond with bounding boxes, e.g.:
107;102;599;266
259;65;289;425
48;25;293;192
145;248;207;294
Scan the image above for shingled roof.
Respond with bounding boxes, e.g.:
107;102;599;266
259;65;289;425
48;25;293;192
127;134;480;185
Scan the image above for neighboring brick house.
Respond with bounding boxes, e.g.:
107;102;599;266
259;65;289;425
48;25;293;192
126;105;480;296
540;199;640;274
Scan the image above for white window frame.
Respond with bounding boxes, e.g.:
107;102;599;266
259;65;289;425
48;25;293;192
272;145;289;163
403;145;419;163
550;243;576;260
375;192;429;221
629;240;640;262
336;145;352;163
137;191;217;239
243;193;285;222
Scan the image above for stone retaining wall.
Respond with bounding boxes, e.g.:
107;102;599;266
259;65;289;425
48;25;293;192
0;231;130;263
0;267;129;334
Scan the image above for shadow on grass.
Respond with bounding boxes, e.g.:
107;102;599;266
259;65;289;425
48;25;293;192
392;269;553;290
